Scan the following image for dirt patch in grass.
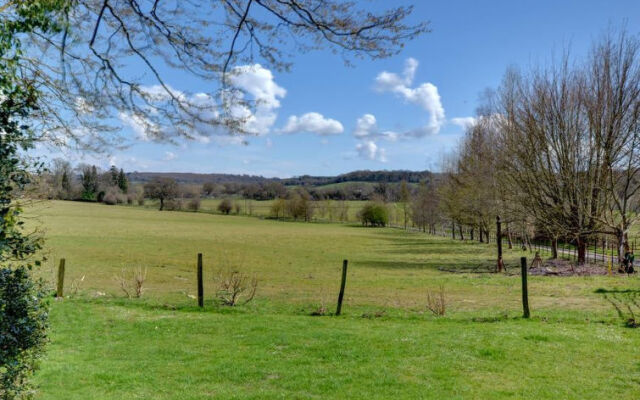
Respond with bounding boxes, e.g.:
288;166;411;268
440;258;635;277
529;259;629;277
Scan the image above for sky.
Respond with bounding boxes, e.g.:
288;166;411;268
46;0;640;178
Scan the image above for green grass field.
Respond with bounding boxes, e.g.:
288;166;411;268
25;201;640;399
139;197;406;225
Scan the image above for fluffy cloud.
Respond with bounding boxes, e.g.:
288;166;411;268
353;114;398;141
227;64;286;136
352;114;395;163
374;58;445;136
163;151;177;161
356;140;387;162
450;116;477;130
280;112;344;135
119;64;285;143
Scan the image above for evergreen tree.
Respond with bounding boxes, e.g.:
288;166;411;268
61;170;71;196
117;169;128;193
110;165;119;186
81;165;99;200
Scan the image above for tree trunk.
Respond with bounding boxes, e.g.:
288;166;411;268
159;197;164;211
577;236;587;264
459;225;464;240
402;205;406;230
452;221;455;240
479;228;484;243
616;229;629;264
551;238;558;259
470;228;474;241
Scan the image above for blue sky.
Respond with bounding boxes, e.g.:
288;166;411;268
52;0;640;177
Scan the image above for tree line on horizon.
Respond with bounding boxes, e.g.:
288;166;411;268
37;162;440;203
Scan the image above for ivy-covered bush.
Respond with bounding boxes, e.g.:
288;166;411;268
0;268;48;399
0;1;69;398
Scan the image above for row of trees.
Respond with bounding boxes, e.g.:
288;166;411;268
39;160;130;203
201;179;432;202
439;30;640;264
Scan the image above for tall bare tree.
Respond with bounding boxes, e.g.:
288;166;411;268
497;61;607;263
583;31;640;261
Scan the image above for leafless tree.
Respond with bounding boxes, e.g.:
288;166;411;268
582;31;640;261
412;180;440;233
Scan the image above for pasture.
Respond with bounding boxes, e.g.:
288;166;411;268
27;201;640;399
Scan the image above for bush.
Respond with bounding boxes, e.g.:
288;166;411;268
286;191;314;221
132;186;145;206
115;267;147;299
164;199;183;211
0;267;48;398
218;198;232;215
102;187;126;206
358;202;388;227
102;189;118;205
187;197;201;212
426;285;447;316
213;269;258;306
270;198;286;219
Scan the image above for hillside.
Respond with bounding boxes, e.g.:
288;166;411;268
128;169;437;186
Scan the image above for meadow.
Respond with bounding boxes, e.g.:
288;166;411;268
139;197;404;225
27;201;640;399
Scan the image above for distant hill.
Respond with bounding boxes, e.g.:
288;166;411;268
282;170;434;186
128;169;435;186
127;172;274;185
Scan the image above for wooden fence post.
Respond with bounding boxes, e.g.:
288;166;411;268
521;257;530;318
336;260;348;316
496;216;504;273
197;253;204;308
56;258;66;298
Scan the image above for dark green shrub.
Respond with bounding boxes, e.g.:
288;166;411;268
358;202;389;227
0;267;48;399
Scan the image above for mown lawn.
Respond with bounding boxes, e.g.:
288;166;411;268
24;201;640;399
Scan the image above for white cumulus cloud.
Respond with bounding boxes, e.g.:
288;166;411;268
280;112;343;135
451;116;477;130
163;151;177;161
227;64;286;136
353;114;397;141
374;58;445;136
119;64;286;143
356;140;387;162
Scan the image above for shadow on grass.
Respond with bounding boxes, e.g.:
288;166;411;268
68;296;256;316
594;288;640;294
